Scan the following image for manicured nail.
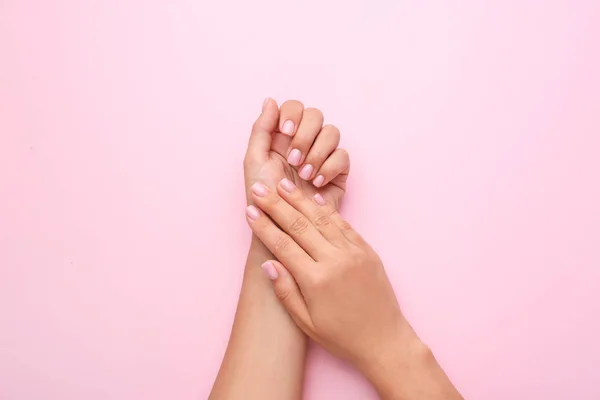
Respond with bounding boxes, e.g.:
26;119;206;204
251;182;268;197
299;164;313;180
280;178;296;193
246;205;260;220
262;98;270;112
261;261;279;280
281;120;295;136
287;149;301;166
314;193;326;206
313;175;325;187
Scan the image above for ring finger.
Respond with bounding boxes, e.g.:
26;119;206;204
276;178;347;246
297;125;340;182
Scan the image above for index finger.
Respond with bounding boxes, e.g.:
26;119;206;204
246;205;314;281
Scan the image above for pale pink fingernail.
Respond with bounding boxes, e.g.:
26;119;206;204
313;175;325;187
299;164;313;180
261;261;279;280
251;182;268;197
246;205;260;220
314;193;327;206
262;97;270;112
281;120;295;136
280;178;296;192
287;149;302;166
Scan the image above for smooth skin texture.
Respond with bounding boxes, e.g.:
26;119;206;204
246;179;464;400
209;99;350;400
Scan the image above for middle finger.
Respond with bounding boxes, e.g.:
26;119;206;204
251;182;332;259
287;108;324;167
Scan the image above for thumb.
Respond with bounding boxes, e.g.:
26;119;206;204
261;260;314;332
247;98;279;162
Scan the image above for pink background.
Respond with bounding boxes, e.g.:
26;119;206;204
1;1;599;399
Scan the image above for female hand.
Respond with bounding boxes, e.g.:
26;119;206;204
244;99;350;209
244;178;419;376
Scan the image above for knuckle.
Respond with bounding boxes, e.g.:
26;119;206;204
314;213;333;228
289;216;310;235
305;107;324;121
323;124;340;139
338;219;353;232
337;148;350;162
307;271;328;290
337;173;349;183
281;100;304;113
274;235;291;253
275;286;292;302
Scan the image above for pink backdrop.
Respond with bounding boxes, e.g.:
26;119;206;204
1;1;599;399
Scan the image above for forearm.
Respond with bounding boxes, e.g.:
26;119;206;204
209;237;307;400
363;336;463;400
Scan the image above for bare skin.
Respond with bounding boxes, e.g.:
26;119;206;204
209;99;350;400
245;179;464;400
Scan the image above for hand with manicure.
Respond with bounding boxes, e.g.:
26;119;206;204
244;99;350;209
245;179;464;400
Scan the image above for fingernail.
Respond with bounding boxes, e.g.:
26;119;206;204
262;98;270;112
287;149;301;166
313;175;325;187
251;182;268;197
299;164;313;180
246;205;260;220
281;120;295;136
314;193;326;206
261;261;279;280
280;178;296;193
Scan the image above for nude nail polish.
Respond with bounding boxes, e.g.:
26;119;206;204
280;178;296;193
261;261;278;280
246;205;260;220
251;182;268;197
281;120;295;136
313;175;325;187
314;193;326;206
287;149;302;166
299;164;313;180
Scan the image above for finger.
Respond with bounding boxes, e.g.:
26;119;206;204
310;191;365;246
279;100;304;137
276;178;347;246
250;182;331;259
261;260;314;333
246;98;279;163
297;125;340;181
246;205;314;277
312;148;350;190
330;212;365;246
286;108;324;167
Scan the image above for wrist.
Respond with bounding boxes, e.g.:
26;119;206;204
362;337;430;399
359;326;426;380
361;334;462;400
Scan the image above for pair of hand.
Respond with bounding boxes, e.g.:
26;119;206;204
243;99;417;378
